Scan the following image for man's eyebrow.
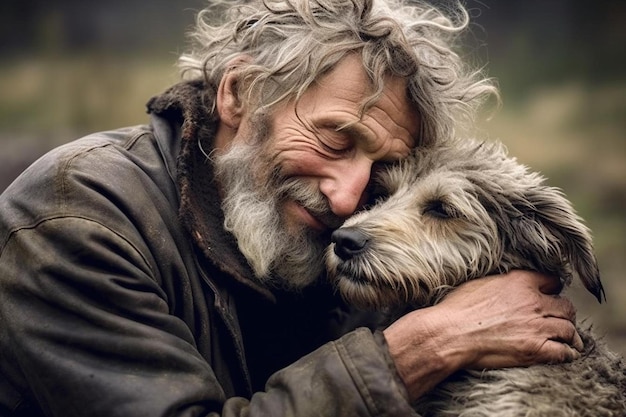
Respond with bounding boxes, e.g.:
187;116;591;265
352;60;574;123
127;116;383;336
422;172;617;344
335;122;371;141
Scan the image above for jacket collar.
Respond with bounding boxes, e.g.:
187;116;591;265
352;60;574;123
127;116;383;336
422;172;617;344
147;80;276;302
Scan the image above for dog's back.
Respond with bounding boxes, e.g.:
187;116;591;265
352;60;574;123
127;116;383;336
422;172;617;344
416;326;626;417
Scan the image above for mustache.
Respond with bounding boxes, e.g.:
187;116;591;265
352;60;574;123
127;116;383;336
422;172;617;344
276;178;344;230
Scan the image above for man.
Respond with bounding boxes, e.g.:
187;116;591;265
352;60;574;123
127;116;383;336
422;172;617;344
0;0;582;416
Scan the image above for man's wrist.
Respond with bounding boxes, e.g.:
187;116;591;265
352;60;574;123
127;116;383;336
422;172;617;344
382;308;467;401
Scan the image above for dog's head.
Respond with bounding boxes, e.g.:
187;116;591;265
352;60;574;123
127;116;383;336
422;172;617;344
326;138;604;310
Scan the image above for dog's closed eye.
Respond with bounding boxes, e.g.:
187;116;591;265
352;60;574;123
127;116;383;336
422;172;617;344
423;200;457;219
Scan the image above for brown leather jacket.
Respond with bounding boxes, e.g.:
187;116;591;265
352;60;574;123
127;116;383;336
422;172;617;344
0;82;415;417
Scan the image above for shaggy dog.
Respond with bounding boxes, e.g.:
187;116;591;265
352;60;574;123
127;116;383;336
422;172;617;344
326;138;626;416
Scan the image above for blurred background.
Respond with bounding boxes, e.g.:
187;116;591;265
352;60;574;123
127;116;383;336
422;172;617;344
1;1;624;355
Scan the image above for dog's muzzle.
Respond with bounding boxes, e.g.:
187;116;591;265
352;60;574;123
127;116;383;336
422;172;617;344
331;227;369;260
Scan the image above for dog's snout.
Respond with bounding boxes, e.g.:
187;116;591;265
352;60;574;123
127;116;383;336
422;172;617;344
331;227;369;260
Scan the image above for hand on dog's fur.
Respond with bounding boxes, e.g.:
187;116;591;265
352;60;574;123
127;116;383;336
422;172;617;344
330;137;622;414
383;270;583;402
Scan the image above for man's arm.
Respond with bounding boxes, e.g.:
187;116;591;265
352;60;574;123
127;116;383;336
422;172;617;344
383;270;583;401
0;216;420;417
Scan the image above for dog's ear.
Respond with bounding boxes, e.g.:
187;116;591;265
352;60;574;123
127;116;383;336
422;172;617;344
509;185;605;303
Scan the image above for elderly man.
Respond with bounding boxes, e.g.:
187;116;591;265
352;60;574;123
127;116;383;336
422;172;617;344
0;0;581;416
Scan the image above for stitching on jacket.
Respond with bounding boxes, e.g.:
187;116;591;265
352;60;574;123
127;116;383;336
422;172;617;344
58;127;151;211
0;215;154;276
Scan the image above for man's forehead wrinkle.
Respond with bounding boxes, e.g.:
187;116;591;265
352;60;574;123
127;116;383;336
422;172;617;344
316;73;370;101
364;105;417;147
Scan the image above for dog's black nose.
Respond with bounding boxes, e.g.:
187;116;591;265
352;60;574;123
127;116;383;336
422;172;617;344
331;227;369;260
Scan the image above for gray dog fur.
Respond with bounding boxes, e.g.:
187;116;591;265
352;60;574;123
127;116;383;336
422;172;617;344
326;138;626;416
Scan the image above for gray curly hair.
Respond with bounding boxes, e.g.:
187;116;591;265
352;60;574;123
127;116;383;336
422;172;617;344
179;0;498;145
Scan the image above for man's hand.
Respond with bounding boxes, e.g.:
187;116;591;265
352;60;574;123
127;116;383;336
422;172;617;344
383;270;582;402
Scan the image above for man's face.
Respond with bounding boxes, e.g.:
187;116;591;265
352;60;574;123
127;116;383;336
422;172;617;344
215;54;420;289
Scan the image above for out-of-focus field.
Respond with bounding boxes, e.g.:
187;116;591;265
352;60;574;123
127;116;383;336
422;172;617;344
0;54;180;176
1;1;624;357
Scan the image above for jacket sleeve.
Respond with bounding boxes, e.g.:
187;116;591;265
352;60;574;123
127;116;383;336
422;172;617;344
0;215;228;416
235;329;418;417
1;217;417;417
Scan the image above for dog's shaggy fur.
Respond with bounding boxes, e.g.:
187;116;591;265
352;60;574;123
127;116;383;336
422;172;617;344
326;138;626;416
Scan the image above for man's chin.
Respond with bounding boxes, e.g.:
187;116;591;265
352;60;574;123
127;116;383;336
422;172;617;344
264;232;328;290
268;260;325;291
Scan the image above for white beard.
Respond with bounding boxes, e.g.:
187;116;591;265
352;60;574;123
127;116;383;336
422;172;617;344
213;131;340;290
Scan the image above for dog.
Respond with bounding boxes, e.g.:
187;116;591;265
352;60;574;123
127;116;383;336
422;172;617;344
326;137;626;416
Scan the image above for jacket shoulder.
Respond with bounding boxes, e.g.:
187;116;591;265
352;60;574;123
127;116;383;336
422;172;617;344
0;124;179;247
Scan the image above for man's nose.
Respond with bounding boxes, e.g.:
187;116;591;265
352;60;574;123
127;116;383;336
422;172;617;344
319;159;371;218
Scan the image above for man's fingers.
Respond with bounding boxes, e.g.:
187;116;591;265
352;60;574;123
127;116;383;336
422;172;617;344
516;270;563;295
540;316;584;353
538;292;577;322
541;340;582;363
571;328;584;352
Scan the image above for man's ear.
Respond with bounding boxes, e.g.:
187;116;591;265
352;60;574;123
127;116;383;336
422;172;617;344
216;56;252;129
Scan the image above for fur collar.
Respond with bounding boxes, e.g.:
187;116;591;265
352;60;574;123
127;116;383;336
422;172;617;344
146;80;276;302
